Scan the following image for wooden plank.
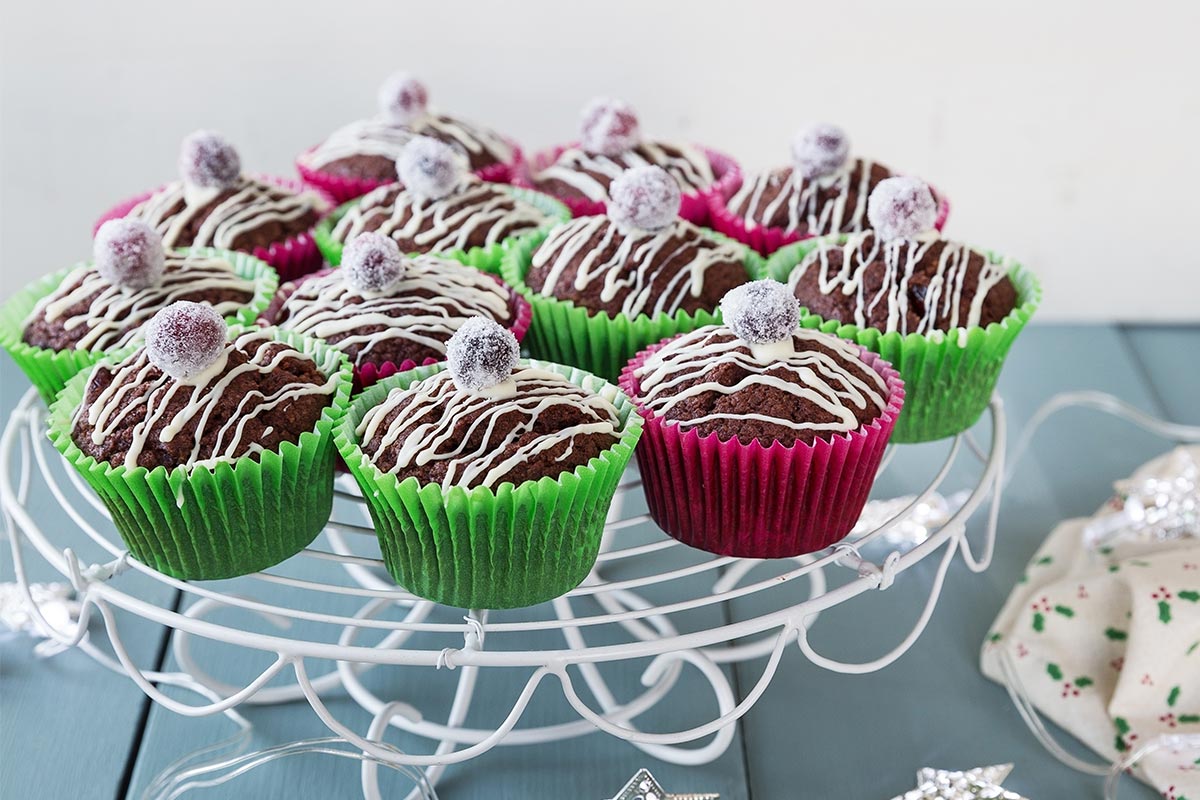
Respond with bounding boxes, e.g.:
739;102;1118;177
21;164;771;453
0;362;179;800
1122;324;1200;425
124;493;754;799
731;325;1161;799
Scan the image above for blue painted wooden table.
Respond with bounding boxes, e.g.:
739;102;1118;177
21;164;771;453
2;324;1194;800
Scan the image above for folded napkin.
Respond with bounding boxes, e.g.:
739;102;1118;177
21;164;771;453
982;447;1200;795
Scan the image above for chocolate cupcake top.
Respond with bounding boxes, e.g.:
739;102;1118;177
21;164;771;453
533;98;714;202
23;221;257;352
725;124;895;237
632;281;890;447
125;131;323;252
525;166;746;318
72;302;338;470
331;137;548;254
272;234;515;368
356;319;621;489
300;73;513;180
787;178;1016;336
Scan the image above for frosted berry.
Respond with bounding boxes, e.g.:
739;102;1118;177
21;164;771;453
720;280;799;345
791;123;849;179
608;166;680;232
580;97;640;157
93;219;166;290
178;130;241;191
144;301;227;381
867;177;937;242
445;317;519;392
378;72;429;125
343;232;405;294
396;136;463;201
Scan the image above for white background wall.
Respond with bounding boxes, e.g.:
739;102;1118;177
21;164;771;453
2;1;1198;321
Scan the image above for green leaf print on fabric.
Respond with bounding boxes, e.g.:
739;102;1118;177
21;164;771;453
1047;663;1063;680
1105;628;1128;640
1168;686;1181;707
1180;590;1200;602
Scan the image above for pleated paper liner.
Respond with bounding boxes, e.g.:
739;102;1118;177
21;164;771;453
296;140;526;204
45;326;354;580
335;360;643;609
708;184;952;258
0;248;279;405
94;175;335;282
764;237;1041;443
312;187;570;276
261;267;533;391
499;229;763;383
513;145;742;226
619;340;905;558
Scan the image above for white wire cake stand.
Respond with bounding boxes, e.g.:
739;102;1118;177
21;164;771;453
1;385;1009;800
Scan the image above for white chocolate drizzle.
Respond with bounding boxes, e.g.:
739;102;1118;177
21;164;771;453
727;159;883;235
536;142;714;201
331;178;549;252
634;327;889;437
129;177;320;250
26;255;255;352
300;114;513;172
357;366;620;490
530;216;744;318
74;329;339;470
789;232;1013;336
274;256;513;366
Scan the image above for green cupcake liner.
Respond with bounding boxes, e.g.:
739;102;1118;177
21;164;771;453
46;325;353;580
763;237;1041;443
335;360;643;609
0;248;279;406
312;187;571;275
500;230;763;383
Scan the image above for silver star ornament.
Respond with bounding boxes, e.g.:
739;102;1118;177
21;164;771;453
892;764;1029;800
608;768;719;800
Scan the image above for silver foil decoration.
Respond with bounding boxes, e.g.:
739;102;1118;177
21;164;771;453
0;582;81;658
892;764;1029;799
1084;448;1199;550
607;769;719;800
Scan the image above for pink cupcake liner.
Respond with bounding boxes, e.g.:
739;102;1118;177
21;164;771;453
618;340;905;558
94;175;335;283
295;141;525;204
708;183;952;257
513;144;741;226
262;268;533;392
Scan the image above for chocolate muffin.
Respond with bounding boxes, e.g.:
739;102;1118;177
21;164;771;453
524;166;747;319
532;97;715;203
299;72;514;182
73;305;337;471
331;137;549;254
355;318;621;489
272;234;517;369
122;131;322;252
789;232;1018;334
630;281;890;447
724;125;895;237
786;178;1016;335
23;221;257;352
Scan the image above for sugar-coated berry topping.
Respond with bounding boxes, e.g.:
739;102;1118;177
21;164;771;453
580;97;641;157
93;219;166;290
396;136;463;201
378;72;429;125
791;123;850;179
445;317;519;392
720;280;799;345
867;176;938;242
608;165;681;232
178;130;241;191
143;301;227;381
343;232;405;294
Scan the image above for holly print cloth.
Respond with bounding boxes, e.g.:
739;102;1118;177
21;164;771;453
981;447;1200;798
